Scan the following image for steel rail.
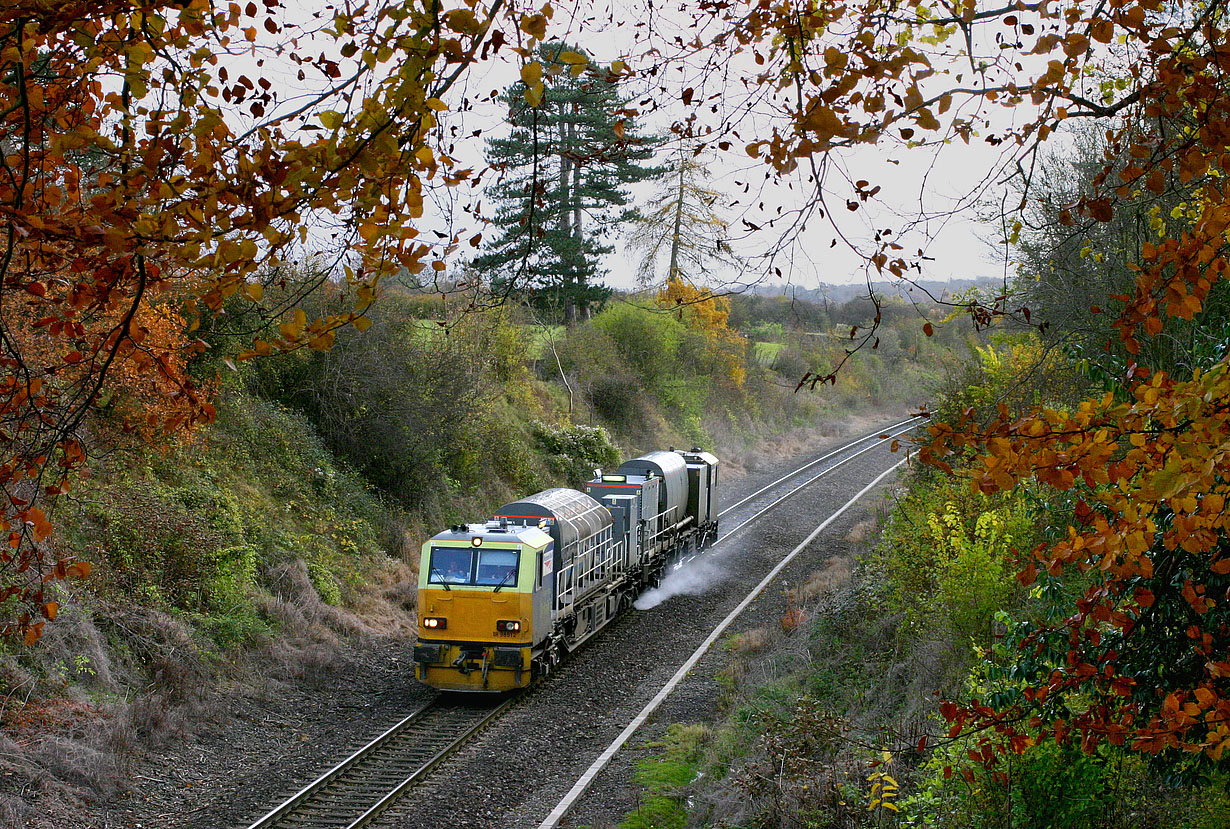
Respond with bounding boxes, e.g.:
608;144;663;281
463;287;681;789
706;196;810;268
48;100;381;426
717;415;922;520
244;696;515;829
710;418;920;547
537;456;913;829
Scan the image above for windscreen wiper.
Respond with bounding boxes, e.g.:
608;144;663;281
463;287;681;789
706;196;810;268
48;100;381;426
431;567;451;590
492;568;516;594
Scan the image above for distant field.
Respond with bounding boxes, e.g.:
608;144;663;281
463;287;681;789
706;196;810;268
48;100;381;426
527;325;566;359
752;341;783;366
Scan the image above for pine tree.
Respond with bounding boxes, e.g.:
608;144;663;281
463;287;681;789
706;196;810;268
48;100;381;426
475;42;662;321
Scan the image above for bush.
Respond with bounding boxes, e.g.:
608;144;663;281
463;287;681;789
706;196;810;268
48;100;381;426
871;467;1035;647
83;480;242;612
587;374;644;428
531;421;621;486
591;302;686;394
246;307;492;509
931;334;1082;426
903;739;1137;829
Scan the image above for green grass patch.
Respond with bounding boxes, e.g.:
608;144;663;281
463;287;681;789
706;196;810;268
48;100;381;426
407;318;447;343
621;794;688;829
526;324;566;359
752;340;784;366
620;723;709;829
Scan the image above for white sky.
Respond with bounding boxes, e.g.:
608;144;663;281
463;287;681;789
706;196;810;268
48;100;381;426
414;0;1036;293
211;1;1053;293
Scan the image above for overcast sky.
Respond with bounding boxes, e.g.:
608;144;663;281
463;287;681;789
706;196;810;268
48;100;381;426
420;0;1036;293
240;1;1046;293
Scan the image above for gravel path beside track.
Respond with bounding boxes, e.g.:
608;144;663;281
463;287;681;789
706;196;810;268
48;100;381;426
94;639;431;829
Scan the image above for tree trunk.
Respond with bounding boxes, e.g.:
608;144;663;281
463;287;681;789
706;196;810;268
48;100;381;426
559;109;577;324
668;158;685;282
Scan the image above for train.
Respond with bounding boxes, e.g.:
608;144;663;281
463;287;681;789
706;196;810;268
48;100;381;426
412;448;720;692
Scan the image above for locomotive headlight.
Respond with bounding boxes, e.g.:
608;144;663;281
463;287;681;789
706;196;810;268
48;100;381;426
471;536;483;546
496;620;521;632
421;617;447;630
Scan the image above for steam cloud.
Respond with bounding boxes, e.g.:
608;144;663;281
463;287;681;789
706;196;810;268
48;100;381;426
634;555;728;610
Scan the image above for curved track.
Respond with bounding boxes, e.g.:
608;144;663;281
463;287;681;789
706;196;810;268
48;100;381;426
242;417;923;828
536;456;911;828
718;415;920;525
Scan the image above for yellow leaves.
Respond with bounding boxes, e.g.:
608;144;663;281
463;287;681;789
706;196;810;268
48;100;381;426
918;22;956;46
1208;730;1230;762
521;61;545;107
867;751;899;813
1124;530;1149;556
407;179;425;219
124;40;155;67
319;110;344;130
426;97;448;112
308;329;336;351
280;308;307;341
444;8;482;35
241;282;263;302
520;13;548;40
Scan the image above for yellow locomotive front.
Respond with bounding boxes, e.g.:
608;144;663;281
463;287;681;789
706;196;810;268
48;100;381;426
413;521;554;692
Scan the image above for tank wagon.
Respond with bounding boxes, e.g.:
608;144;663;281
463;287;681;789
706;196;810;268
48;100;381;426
414;448;719;692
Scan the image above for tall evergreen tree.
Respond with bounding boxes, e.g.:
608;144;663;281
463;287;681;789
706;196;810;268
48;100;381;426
476;42;662;321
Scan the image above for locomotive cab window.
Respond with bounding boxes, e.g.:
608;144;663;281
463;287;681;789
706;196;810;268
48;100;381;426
476;548;519;587
428;547;473;584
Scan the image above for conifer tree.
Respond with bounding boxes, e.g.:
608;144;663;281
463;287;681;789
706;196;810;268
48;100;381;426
626;147;744;287
476;42;662;321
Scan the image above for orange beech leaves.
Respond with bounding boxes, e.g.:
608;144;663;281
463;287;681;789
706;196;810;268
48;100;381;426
921;364;1230;762
0;0;508;637
640;0;1230;764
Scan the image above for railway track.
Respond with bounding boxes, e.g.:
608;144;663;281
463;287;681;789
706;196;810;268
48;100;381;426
537;453;914;828
244;696;513;829
241;418;922;828
661;415;923;570
717;415;921;526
